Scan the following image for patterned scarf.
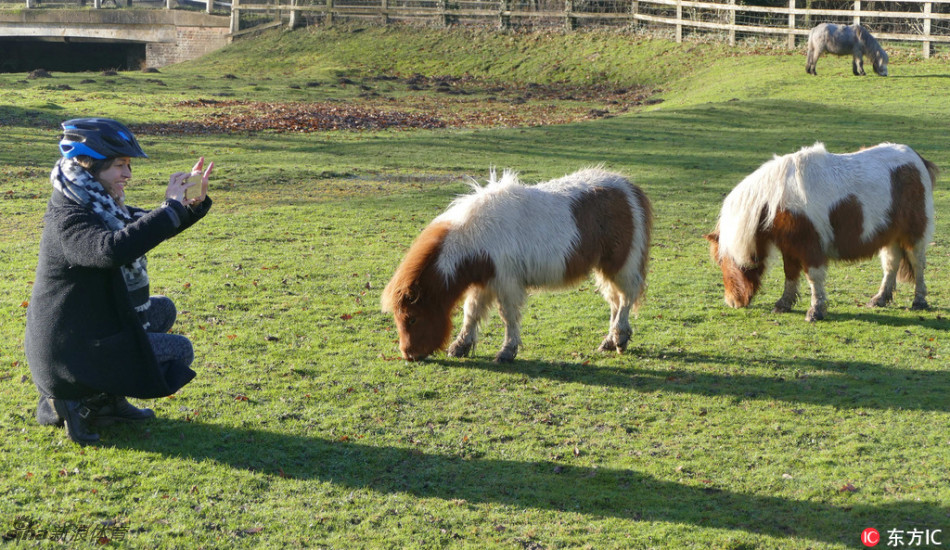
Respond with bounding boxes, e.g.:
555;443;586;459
51;158;152;330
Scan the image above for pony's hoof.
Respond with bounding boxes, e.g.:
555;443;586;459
911;299;930;311
598;340;617;352
598;336;629;353
772;303;793;314
494;349;517;363
805;308;825;322
867;295;891;308
447;341;472;358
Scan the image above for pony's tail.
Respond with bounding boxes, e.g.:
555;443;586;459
633;185;653;311
924;158;940;190
896;157;937;284
898;251;917;284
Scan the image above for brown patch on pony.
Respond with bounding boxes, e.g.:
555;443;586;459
564;186;635;284
824;164;928;267
770;208;826;269
382;221;496;360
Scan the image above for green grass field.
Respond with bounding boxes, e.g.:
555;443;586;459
1;26;948;549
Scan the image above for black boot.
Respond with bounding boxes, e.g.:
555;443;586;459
92;395;155;425
36;396;64;427
49;398;100;444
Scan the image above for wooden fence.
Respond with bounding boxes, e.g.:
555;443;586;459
6;0;948;57
229;0;950;56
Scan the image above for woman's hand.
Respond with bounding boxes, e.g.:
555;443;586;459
165;157;214;206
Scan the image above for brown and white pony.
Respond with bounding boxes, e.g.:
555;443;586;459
382;168;652;362
706;142;938;322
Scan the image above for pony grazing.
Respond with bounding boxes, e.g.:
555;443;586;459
382;168;652;362
806;23;889;76
706;143;938;322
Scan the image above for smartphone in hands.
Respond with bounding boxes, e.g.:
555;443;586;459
185;174;202;201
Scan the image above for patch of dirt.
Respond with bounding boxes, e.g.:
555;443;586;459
133;100;447;134
133;76;659;135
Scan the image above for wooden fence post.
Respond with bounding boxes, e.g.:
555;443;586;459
326;0;334;26
565;0;576;30
500;0;510;30
631;0;639;30
440;0;450;27
675;0;682;42
787;0;795;49
923;1;932;58
381;0;389;25
853;0;860;26
728;0;735;46
230;0;241;33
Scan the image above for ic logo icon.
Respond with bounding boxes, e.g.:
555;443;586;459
862;528;881;547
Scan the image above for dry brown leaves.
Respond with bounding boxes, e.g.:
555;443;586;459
132;77;658;136
133;99;447;135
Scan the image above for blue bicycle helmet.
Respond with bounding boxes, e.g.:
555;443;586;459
59;118;148;160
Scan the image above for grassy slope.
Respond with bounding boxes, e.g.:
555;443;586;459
180;26;717;87
1;27;949;549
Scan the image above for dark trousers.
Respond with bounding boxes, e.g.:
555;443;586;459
145;296;194;377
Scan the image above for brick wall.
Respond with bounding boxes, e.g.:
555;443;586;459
145;25;230;68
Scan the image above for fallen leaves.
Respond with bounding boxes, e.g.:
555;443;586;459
134;100;447;135
128;79;657;136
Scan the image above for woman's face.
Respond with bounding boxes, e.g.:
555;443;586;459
97;157;133;203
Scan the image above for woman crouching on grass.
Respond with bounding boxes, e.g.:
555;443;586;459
25;118;214;444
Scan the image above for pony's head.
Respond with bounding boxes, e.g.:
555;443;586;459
381;223;456;361
856;25;888;76
872;49;889;76
705;231;766;308
382;279;455;362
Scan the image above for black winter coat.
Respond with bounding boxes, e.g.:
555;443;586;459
25;190;211;400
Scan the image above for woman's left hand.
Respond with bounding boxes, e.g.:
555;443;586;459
166;157;214;206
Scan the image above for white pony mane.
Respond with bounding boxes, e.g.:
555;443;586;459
460;167;520;194
717;142;828;267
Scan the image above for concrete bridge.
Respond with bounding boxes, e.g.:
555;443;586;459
0;7;232;70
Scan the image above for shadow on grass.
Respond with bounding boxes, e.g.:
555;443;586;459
109;419;946;548
433;347;950;412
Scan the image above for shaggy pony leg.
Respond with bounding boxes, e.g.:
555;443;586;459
804;266;829;322
902;241;930;310
447;287;495;358
806;44;819;75
869;244;902;307
597;282;633;353
853;53;866;75
494;284;525;363
595;266;642;353
773;254;801;313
